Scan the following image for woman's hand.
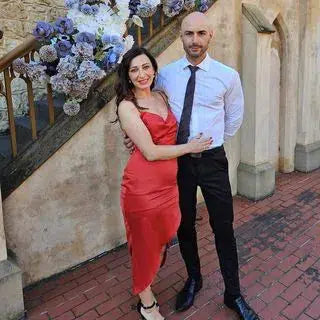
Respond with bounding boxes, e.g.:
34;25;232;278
123;132;135;153
187;133;213;154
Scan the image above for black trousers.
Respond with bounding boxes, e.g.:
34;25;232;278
177;146;240;296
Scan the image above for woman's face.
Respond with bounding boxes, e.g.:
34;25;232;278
128;54;155;90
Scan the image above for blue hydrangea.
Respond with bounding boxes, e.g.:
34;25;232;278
113;42;125;55
75;32;96;48
101;34;121;45
33;21;55;41
198;0;210;12
65;0;78;9
54;40;72;57
54;17;74;34
80;4;93;14
71;42;94;60
163;0;184;17
102;50;119;70
91;4;99;14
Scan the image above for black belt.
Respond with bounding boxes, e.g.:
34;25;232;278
189;145;224;158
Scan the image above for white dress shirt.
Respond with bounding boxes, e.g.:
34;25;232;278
155;54;244;148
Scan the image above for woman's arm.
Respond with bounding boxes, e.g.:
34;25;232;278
118;101;212;161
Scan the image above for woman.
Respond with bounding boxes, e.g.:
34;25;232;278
116;47;212;320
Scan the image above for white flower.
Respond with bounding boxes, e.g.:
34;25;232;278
123;35;134;54
63;99;81;116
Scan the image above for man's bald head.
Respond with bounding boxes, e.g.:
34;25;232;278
180;12;213;64
181;12;213;34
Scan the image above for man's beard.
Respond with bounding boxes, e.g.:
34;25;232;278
186;45;206;58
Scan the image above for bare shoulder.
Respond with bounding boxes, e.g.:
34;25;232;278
118;100;140;120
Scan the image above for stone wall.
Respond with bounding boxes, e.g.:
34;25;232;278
0;0;65;57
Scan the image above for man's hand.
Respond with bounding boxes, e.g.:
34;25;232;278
123;132;135;153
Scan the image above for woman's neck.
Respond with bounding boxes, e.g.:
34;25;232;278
134;88;152;99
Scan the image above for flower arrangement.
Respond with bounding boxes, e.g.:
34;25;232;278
11;0;212;116
12;0;133;116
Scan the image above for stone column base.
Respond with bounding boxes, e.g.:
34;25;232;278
0;259;24;320
237;162;275;201
295;141;320;172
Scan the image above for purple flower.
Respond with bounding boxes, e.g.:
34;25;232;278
80;4;93;14
33;21;54;41
54;40;72;57
198;0;209;12
65;0;78;9
113;42;125;55
101;34;112;44
75;32;96;48
91;4;99;14
54;17;74;34
102;50;119;70
102;34;121;45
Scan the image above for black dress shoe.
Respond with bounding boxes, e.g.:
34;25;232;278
224;294;260;320
175;277;203;312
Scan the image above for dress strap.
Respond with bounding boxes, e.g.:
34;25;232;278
154;90;170;108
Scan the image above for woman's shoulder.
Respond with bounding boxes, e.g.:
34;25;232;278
118;100;140;118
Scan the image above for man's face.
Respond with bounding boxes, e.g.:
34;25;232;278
180;21;212;60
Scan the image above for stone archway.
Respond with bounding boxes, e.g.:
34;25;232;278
272;14;297;173
238;4;299;200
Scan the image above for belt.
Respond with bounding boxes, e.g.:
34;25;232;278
189;145;224;158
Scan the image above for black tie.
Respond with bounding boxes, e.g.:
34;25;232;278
176;65;198;144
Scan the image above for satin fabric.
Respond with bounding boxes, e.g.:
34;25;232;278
121;109;181;294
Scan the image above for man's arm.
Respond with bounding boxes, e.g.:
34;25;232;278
224;71;244;141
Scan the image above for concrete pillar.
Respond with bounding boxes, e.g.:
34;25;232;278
238;4;276;200
0;187;24;320
295;0;320;172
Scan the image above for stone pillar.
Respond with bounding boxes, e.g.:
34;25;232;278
295;0;320;172
237;4;276;200
0;187;24;320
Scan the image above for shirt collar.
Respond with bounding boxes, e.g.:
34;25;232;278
180;53;211;72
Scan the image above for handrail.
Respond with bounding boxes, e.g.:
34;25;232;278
0;36;37;73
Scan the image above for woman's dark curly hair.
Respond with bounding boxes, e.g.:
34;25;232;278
114;47;158;120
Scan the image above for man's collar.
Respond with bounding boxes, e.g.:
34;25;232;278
180;53;211;72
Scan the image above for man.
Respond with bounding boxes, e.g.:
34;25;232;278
125;12;259;320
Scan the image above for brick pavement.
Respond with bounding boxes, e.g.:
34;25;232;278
25;169;320;320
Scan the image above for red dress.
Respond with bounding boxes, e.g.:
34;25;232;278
121;109;181;294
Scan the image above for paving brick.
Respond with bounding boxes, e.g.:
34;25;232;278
302;282;320;301
96;292;131;315
259;281;286;303
282;296;311;319
77;310;99;320
259;297;289;319
278;255;300;272
54;311;76;320
305;296;320;319
279;268;304;287
281;280;306;302
23;170;320;320
64;280;99;300
96;308;123;320
48;294;87;318
73;292;109;316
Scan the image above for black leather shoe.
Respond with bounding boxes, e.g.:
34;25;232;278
224;294;260;320
175;277;203;312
